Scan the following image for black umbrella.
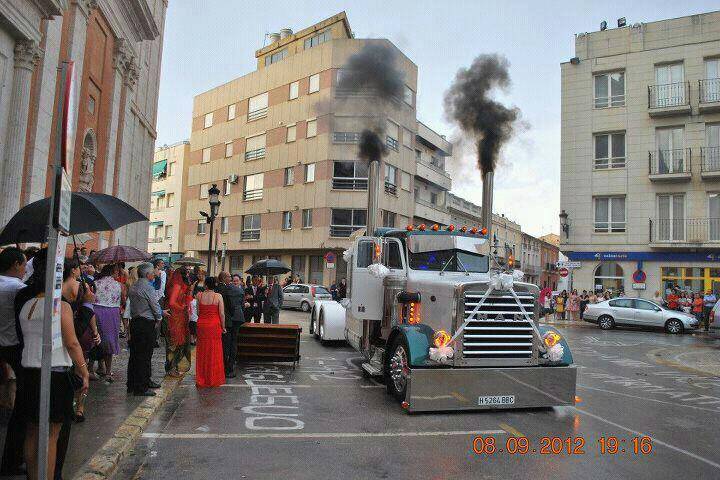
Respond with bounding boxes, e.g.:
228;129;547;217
0;192;147;245
245;259;291;276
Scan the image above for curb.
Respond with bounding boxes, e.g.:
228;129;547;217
647;346;720;377
71;373;185;480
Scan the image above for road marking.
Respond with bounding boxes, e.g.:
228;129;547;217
221;384;383;389
574;407;720;470
577;384;720;413
498;422;525;438
141;429;507;440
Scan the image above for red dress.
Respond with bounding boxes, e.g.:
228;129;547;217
195;301;225;387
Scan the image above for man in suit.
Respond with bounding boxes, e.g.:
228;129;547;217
218;272;246;378
245;276;265;323
264;276;284;324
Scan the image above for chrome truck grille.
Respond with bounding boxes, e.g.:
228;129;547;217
456;292;538;367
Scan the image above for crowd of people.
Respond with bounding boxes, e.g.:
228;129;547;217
0;245;293;479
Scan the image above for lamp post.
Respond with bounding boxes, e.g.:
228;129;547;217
200;184;221;275
559;210;570;239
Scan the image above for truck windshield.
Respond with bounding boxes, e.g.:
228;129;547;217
409;249;489;273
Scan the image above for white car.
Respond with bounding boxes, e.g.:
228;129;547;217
584;297;699;334
309;300;346;343
282;284;332;312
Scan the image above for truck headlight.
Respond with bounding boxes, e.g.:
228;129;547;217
433;330;451;348
543;331;562;348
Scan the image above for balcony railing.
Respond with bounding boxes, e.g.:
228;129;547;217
650;218;720;243
648;82;690;109
245;148;265;161
648;149;691;176
243;188;263;201
241;230;260;240
386;136;399;151
247;107;268;121
149;237;164;243
700;78;720;104
332;177;368;190
330;225;363;238
332;132;360;144
702;147;720;173
384;181;397;195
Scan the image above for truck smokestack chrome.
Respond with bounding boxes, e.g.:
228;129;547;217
407;234;487;254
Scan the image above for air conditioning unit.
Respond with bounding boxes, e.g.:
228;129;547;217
228;174;239;184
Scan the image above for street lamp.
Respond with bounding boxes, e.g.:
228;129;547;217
559;210;570;239
201;183;221;275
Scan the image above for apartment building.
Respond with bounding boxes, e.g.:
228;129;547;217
560;11;720;297
183;13;420;285
148;141;190;260
521;233;542;285
413;122;452;226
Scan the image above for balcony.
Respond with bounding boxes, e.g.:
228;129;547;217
332;177;367;190
245;148;265;161
648;149;692;182
386;136;399;152
701;147;720;180
333;132;360;144
414;197;451;225
247;107;268;121
384;181;397;195
149;237;164;243
243;188;263;201
649;218;720;247
648;82;691;117
241;230;260;241
523;265;541;276
330;225;363;238
699;79;720;113
416;160;452;190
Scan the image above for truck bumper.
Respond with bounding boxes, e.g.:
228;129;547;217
405;366;577;412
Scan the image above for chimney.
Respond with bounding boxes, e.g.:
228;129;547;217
268;32;280;43
279;28;293;39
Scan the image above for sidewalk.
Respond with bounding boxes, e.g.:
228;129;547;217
648;337;720;377
0;337;182;479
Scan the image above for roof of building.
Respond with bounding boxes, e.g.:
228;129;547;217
255;11;353;58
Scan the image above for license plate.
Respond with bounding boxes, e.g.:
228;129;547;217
478;395;515;406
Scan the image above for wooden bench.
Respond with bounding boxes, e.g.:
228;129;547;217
237;323;301;367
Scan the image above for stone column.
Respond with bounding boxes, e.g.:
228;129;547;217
0;41;42;226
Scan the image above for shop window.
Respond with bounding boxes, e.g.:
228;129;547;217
593;262;624;293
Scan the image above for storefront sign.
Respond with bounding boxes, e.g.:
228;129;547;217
567;251;720;262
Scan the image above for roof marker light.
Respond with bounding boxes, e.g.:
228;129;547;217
480;227;488;235
431;224;439;231
406;224;414;231
460;226;467;233
447;224;455;232
418;224;426;231
470;227;478;234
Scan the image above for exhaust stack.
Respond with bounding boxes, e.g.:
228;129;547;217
480;171;493;241
366;160;380;235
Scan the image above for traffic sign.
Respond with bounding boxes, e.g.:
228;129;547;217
632;270;647;283
556;261;581;269
559;267;569;278
324;251;336;263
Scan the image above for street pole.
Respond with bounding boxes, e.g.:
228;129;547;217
207;215;215;276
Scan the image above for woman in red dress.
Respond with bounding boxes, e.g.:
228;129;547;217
195;277;226;388
165;268;192;377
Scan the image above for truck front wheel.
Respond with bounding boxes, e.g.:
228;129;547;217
385;335;410;402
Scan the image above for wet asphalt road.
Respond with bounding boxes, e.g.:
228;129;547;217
116;311;720;480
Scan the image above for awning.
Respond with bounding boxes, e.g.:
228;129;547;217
152;159;167;178
152;190;166;197
149;221;164;226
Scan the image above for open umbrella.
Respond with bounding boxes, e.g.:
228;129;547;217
172;256;205;267
90;245;151;264
245;259;291;276
0;192;147;245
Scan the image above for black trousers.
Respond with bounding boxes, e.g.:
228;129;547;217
252;308;262;323
127;318;156;393
0;344;23;473
222;323;242;373
703;306;713;331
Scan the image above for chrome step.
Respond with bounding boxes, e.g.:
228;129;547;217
361;362;383;377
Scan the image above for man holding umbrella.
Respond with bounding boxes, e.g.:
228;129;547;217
264;276;283;324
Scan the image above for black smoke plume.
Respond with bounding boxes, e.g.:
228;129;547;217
358;129;388;162
444;54;519;174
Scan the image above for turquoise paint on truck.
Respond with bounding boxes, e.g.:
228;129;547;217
394;324;435;366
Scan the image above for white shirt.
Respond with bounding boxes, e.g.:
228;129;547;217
0;275;25;347
157;270;167;300
19;297;72;368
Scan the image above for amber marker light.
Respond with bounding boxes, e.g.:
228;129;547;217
460;225;467;232
447;224;455;232
575;396;583;405
431;224;439;231
406;224;414;231
480;227;488;235
418;224;427;231
470;227;478;234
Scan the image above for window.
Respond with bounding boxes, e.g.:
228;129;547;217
332;132;360;143
223;178;231;195
402;128;413;148
403;85;413;106
401;171;411;191
241;214;261;240
248;92;268;121
200;184;209;199
309;256;323;285
302;208;312;228
655;127;685;174
430;192;438;205
202;148;211;163
386;120;399;151
291;255;306;277
168;162;176;176
594;196;626;233
430;155;444;169
383;240;403;269
244;173;264;201
197;219;207;235
230;255;243;273
265;48;288;66
225;141;233;158
703;59;720;103
287;124;296;142
333;161;368;190
282;211;292;230
594;263;624;293
228;104;236;121
356;240;374;268
653;63;685;107
415;149;422;161
221;217;229;234
306;119;317;137
204;112;213;128
166;192;175;207
330;209;366;237
289;81;299;100
382;210;396;228
711;193;720;241
594;72;625;108
657;194;685;241
594;133;625;169
245;134;266;160
608;299;633;308
164;225;173;239
309;74;320;94
635;300;660;311
304;30;330;49
707;124;720;172
305;163;315;183
284;166;294;186
385;164;397;194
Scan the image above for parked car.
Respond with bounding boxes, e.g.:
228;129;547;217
583;297;699;334
282;283;332;312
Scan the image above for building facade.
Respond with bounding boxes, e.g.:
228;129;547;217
413;122;452;226
521;233;542;285
539;239;560;290
148;140;189;259
0;0;167;250
561;11;720;297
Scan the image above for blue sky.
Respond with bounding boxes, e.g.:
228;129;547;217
155;0;719;236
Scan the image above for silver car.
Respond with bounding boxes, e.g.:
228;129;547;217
282;284;332;312
583;297;699;334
